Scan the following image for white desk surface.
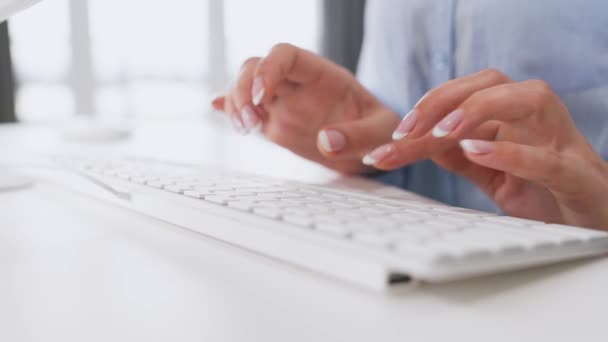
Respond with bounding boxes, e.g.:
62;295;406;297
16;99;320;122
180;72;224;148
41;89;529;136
1;119;607;342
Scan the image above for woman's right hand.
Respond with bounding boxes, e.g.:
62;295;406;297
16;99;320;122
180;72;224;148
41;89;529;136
211;43;400;174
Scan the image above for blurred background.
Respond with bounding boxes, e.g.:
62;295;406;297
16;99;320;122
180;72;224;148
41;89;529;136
0;0;366;124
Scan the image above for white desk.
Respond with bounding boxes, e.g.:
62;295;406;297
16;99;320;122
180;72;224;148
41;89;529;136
1;120;608;342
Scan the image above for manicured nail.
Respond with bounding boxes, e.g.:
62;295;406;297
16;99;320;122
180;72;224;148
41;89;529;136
362;144;395;166
392;109;418;140
432;108;463;138
252;77;265;106
231;115;246;134
318;129;346;153
241;106;260;130
459;139;495;154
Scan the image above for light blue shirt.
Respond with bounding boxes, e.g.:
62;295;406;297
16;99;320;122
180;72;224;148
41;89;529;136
357;0;608;212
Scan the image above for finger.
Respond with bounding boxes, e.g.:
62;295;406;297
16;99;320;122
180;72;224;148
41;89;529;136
368;120;500;170
392;68;512;140
211;96;225;111
459;139;581;195
431;142;504;198
233;57;263;131
316;111;400;160
433;80;573;141
252;43;337;106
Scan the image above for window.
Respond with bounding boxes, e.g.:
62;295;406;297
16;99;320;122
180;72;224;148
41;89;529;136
9;0;321;122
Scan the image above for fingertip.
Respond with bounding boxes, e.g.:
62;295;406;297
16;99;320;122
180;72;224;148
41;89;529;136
240;105;261;131
252;77;265;106
361;144;395;167
211;96;225;111
459;139;495;155
317;129;346;154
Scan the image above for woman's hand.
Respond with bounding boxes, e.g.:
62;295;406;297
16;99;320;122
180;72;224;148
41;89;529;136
361;69;608;229
212;43;400;174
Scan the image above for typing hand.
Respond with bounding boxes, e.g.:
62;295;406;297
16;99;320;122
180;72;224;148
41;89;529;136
211;43;400;174
361;69;608;229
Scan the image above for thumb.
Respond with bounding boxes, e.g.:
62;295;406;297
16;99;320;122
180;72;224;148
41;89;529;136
317;113;398;160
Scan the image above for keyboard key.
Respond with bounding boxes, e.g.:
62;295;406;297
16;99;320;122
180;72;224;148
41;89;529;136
352;231;392;247
390;211;434;221
431;206;492;216
277;198;304;206
359;217;400;228
314;223;353;237
296;189;320;196
386;228;437;240
333;209;366;220
226;201;256;211
359;207;391;215
164;185;192;193
283;207;315;216
183;189;213;198
282;214;314;227
445;230;525;255
319;193;345;201
483;215;541;226
342;198;373;206
253;207;282;219
432;216;474;227
146;180;167;188
204;195;232;205
474;224;568;248
275;192;305;199
325;202;356;210
423;221;465;232
305;204;331;212
341;222;388;233
530;224;608;241
252;194;281;201
312;214;345;225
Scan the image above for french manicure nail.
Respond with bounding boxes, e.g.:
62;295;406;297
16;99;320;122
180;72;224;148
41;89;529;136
392;109;418;140
362;144;395;166
252;77;265;106
241;106;260;130
318;129;346;153
432;108;463;138
459;139;495;154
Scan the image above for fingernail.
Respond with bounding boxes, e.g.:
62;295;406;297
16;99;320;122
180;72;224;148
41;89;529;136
459;139;495;154
432;108;463;138
231;115;246;134
392;109;418;140
362;144;395;166
252;77;265;106
318;129;346;153
241;106;260;130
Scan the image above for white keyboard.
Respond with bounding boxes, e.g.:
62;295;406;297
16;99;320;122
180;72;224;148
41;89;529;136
42;155;608;290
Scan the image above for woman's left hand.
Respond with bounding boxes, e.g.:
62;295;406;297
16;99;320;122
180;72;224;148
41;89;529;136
361;69;608;229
